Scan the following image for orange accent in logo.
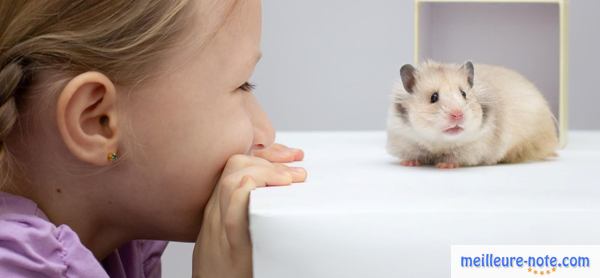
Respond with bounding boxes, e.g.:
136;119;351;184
528;267;557;275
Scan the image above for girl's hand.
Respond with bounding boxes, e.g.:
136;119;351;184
192;155;306;278
251;143;304;163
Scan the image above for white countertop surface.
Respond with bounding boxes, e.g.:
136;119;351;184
249;130;600;278
252;130;599;213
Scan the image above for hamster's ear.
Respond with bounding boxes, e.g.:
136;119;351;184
400;64;417;93
461;61;474;88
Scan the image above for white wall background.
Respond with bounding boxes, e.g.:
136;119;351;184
253;0;410;131
163;1;600;277
251;0;599;131
568;0;600;130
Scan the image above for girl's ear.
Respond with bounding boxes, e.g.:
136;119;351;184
56;72;119;166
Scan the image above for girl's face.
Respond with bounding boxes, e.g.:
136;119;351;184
114;0;272;241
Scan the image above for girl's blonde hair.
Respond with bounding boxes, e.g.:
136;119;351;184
0;0;194;189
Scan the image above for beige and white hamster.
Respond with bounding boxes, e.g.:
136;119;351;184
386;60;558;168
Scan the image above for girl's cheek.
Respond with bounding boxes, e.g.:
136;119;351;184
229;102;257;154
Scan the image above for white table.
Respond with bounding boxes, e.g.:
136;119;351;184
250;131;600;278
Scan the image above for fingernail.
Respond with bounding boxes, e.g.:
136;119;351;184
293;149;304;160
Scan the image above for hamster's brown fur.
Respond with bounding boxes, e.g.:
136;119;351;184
386;61;558;168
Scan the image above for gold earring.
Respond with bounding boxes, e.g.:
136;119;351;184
107;152;118;161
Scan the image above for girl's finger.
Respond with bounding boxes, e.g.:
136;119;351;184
223;155;274;176
223;176;258;251
275;164;307;183
252;143;304;163
219;166;292;220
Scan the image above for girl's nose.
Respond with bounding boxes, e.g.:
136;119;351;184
252;121;275;150
246;94;275;151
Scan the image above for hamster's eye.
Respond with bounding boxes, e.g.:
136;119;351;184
239;82;256;92
460;90;467;99
430;92;439;103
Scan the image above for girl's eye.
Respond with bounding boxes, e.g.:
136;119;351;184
461;90;467;99
239;82;256;92
430;92;439;103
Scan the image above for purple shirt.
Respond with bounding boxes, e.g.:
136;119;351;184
0;192;168;277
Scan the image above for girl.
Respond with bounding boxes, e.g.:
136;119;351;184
0;0;306;277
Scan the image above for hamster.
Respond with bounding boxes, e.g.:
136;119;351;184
386;60;558;168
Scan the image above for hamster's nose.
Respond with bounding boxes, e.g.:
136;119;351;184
449;110;464;122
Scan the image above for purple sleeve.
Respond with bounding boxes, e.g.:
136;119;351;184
0;191;169;278
101;240;169;278
139;240;169;278
0;214;108;278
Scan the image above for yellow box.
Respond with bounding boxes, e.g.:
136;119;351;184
414;0;568;147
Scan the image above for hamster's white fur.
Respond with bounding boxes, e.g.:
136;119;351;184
386;61;558;167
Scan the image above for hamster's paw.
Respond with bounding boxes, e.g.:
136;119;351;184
436;162;460;169
400;160;421;167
